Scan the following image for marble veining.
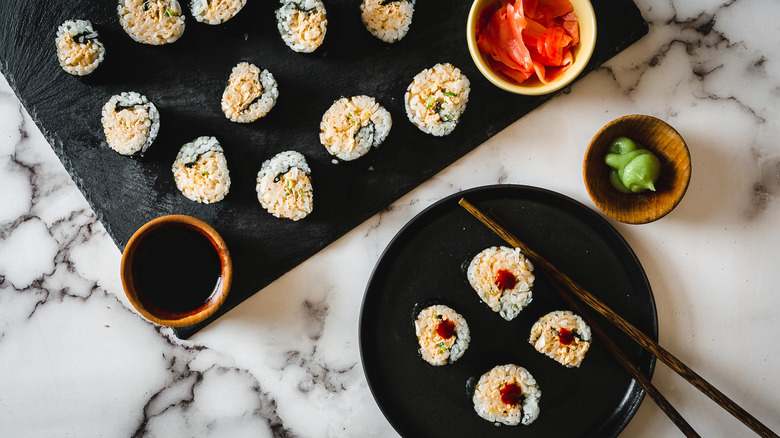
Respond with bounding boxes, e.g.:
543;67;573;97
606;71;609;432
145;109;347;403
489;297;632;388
2;1;780;437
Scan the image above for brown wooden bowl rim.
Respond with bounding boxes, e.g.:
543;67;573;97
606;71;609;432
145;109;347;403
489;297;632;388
583;114;692;224
120;215;232;327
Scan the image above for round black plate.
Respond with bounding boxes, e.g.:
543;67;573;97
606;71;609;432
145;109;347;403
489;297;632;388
359;185;658;437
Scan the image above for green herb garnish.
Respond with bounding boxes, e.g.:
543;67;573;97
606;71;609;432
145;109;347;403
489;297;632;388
164;9;176;17
437;342;448;352
426;95;434;109
202;171;210;175
443;91;457;97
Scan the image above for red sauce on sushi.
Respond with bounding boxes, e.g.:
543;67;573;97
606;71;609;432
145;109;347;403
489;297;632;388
436;319;457;339
558;327;574;345
494;269;517;290
500;383;524;405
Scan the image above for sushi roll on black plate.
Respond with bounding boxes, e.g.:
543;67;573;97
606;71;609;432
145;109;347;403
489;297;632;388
221;62;279;124
360;0;415;43
101;91;160;157
256;151;313;221
319;95;392;161
172;136;231;204
276;0;328;53
190;0;247;24
55;20;105;76
118;0;186;45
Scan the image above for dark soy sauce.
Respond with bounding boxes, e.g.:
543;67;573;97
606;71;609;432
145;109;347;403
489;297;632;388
134;227;222;314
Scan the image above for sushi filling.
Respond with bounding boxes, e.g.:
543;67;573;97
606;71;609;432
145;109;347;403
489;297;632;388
529;310;592;368
118;0;186;45
473;364;541;426
256;151;313;221
414;305;470;366
101;92;159;156
319;95;392;161
172;137;231;204
222;62;279;123
56;20;105;76
360;0;415;43
467;246;534;321
190;0;246;24
276;0;327;53
405;63;470;136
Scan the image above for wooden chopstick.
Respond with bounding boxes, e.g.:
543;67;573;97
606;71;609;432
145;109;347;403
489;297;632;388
459;198;779;438
482;207;699;437
548;275;701;437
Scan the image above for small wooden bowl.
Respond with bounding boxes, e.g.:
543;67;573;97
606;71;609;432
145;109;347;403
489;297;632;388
466;0;597;95
120;215;232;327
583;115;691;224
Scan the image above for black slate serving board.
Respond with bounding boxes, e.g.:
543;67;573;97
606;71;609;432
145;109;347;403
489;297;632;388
0;1;648;338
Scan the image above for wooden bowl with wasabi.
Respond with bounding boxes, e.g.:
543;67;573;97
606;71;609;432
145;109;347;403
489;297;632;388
583;114;691;224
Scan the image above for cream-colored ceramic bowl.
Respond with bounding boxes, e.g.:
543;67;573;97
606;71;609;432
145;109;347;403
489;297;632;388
466;0;597;95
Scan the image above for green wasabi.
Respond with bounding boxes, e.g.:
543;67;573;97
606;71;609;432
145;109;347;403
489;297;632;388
605;136;661;193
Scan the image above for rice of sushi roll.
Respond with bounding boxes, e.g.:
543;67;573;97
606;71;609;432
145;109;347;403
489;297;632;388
190;0;246;24
172;136;231;203
101;92;160;156
256;151;313;221
55;20;105;76
405;63;470;136
276;0;327;53
221;62;279;123
118;0;186;45
319;95;392;161
529;310;592;368
360;0;415;43
472;364;541;426
467;246;534;321
414;304;470;366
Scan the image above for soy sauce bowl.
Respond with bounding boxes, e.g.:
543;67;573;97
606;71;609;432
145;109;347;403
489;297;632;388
120;215;232;327
466;0;597;95
583;115;692;224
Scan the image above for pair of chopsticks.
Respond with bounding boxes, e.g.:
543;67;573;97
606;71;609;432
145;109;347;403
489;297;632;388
458;198;778;438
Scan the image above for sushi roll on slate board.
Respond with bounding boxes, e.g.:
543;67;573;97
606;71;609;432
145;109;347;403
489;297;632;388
190;0;247;25
101;92;160;157
467;246;534;321
529;310;592;368
276;0;328;53
222;62;279;123
256;151;313;221
319;95;392;161
118;0;186;45
360;0;415;43
405;63;470;136
472;364;541;426
55;20;105;76
414;305;470;366
172;136;231;204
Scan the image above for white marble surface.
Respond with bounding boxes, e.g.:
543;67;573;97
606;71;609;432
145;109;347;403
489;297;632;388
1;1;779;436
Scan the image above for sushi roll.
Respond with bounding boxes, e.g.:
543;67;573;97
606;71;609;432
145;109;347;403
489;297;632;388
472;364;541;426
529;310;592;368
101;91;160;157
172;136;231;203
414;304;470;366
222;62;279;123
467;246;534;321
190;0;246;24
360;0;415;43
405;63;470;136
55;20;105;76
256;151;313;221
276;0;327;53
118;0;186;45
319;95;392;161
